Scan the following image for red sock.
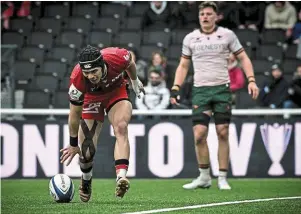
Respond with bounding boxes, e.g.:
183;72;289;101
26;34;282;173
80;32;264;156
115;159;129;178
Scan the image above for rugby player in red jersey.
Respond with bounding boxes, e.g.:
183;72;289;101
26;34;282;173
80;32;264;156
60;45;144;202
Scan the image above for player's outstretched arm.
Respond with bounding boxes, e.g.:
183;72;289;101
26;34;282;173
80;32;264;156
60;103;82;166
236;51;259;100
68;103;82;138
170;57;191;105
126;57;145;98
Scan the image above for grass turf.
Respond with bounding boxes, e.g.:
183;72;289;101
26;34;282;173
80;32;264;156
1;179;301;214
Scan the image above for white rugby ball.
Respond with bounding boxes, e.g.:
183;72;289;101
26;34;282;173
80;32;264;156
49;174;75;203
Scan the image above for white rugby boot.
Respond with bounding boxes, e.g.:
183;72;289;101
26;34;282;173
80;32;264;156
183;175;212;190
115;177;130;198
218;178;231;190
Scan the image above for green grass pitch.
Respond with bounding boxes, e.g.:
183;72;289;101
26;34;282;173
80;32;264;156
2;179;301;214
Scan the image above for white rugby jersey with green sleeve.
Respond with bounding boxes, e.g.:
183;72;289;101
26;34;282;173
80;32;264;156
182;26;244;87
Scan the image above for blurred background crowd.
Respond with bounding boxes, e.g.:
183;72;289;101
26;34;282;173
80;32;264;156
1;1;301;118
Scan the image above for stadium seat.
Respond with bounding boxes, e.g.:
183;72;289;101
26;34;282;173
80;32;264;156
244;46;254;59
58;31;84;48
14;61;36;88
1;63;9;80
143;31;171;47
92;17;120;34
234;29;260;48
256;45;283;61
285;45;298;59
59;77;70;90
172;29;191;45
44;3;71;18
53;90;69;108
28;31;53;49
100;4;128;19
2;32;24;47
255;74;268;88
167;45;182;60
128;3;149;16
29;75;59;92
36;17;63;36
252;59;274;74
47;46;76;64
31;2;42;18
10;18;33;36
41;60;68;79
87;31;113;48
23;90;51;108
282;59;300;73
114;31;141;48
63;17;92;33
261;29;286;45
121;16;142;31
18;47;45;65
235;89;258;109
72;2;99;18
139;45;164;60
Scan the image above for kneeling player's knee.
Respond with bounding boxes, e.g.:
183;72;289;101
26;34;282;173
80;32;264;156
113;121;128;137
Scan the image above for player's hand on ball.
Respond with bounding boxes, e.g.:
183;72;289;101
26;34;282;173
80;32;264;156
170;85;181;105
248;82;259;100
60;146;81;166
131;77;145;98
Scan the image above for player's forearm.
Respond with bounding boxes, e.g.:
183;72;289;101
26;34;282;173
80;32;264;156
173;65;189;87
68;105;82;137
240;56;256;81
126;63;138;80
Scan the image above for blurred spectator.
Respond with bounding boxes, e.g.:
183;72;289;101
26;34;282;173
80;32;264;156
141;1;176;31
238;1;266;31
264;1;297;36
2;2;14;29
1;1;31;29
290;9;301;44
258;64;290;109
129;49;148;85
174;1;199;29
216;2;240;29
228;53;245;92
287;65;301;107
135;66;170;110
148;51;167;80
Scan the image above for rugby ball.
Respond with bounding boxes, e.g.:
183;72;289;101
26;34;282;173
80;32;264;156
49;174;75;203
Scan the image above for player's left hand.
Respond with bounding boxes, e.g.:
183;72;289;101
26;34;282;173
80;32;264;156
60;146;81;166
248;82;259;100
131;77;145;98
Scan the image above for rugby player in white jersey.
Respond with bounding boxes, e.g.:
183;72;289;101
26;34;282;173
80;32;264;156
170;1;259;190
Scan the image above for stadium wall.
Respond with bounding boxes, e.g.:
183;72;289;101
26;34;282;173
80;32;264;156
1;118;301;179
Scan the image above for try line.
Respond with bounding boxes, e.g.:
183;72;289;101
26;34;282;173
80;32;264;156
122;196;301;214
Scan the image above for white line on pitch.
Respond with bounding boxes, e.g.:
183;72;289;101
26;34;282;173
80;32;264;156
122;196;301;214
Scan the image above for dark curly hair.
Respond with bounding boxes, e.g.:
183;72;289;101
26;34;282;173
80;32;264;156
77;45;101;62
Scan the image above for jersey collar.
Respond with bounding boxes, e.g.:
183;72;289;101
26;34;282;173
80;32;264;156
199;25;219;35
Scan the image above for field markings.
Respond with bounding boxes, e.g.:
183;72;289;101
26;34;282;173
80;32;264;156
122;196;301;214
